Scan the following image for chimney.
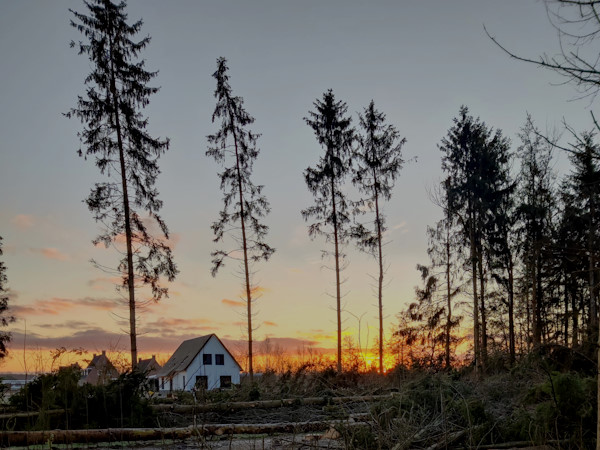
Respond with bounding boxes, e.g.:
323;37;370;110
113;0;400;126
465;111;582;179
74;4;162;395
102;350;106;357
139;358;142;363
152;355;155;360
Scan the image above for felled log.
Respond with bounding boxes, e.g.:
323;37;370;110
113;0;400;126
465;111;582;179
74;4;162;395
152;393;394;413
0;418;366;446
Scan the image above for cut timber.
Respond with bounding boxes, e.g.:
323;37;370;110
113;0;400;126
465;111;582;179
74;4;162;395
151;393;394;413
0;419;368;446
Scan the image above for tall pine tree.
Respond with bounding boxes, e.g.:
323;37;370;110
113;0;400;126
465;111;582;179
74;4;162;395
207;57;274;381
67;0;177;368
353;100;405;374
303;90;354;372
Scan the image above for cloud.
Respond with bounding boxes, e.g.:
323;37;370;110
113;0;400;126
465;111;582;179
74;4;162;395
30;247;70;261
11;296;121;317
250;286;270;296
87;276;124;291
263;321;278;327
222;298;245;307
143;317;220;337
12;214;35;230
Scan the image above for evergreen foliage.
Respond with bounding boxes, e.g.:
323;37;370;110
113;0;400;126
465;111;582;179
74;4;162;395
302;89;355;372
353;100;405;374
67;0;178;368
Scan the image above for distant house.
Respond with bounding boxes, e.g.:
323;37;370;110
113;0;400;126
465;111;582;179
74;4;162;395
137;355;162;391
137;355;161;376
80;350;119;385
157;334;242;391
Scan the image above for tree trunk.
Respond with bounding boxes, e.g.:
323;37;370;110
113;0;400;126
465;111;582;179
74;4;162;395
445;221;452;369
374;179;384;374
508;259;515;366
108;31;137;369
331;176;342;373
478;253;487;371
469;211;480;373
231;115;253;382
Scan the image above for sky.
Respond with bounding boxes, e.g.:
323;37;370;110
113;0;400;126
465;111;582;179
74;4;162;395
0;0;596;372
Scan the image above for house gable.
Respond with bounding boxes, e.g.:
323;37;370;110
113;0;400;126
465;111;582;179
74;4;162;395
158;334;241;391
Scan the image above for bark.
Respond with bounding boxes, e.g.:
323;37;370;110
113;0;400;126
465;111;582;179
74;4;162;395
508;260;515;365
230;111;254;382
108;29;137;369
374;180;384;374
445;223;452;369
151;394;395;413
331;175;342;373
469;211;480;374
478;253;487;370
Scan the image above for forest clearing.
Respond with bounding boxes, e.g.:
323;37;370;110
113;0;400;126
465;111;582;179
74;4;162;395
3;0;600;448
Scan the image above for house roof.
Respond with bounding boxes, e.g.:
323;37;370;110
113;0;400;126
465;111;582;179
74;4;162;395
137;356;161;376
157;334;241;378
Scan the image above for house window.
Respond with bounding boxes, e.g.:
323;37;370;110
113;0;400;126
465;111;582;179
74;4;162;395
215;354;224;365
203;353;212;365
195;376;208;390
220;376;232;388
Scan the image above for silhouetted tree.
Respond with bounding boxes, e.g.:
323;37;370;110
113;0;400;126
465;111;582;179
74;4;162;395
514;116;556;349
353;100;405;374
67;0;177;368
302;90;354;372
207;57;274;381
440;106;511;372
427;181;464;369
561;131;600;343
0;237;14;359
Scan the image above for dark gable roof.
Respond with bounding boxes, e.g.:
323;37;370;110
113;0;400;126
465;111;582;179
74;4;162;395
138;356;161;375
157;334;241;378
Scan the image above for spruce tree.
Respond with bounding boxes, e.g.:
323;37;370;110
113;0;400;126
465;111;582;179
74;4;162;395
302;90;354;372
439;106;511;372
67;0;177;368
207;57;274;380
353;100;405;374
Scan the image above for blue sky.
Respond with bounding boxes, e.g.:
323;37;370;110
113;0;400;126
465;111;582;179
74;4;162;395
0;0;594;371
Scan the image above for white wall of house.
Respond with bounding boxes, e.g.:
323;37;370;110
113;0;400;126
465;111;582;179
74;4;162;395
161;335;241;391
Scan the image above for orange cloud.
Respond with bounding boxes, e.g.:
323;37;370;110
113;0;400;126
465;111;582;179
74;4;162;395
263;321;278;327
12;214;34;230
222;298;245;307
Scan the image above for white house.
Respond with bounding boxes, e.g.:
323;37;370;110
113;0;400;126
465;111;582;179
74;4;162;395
157;334;242;392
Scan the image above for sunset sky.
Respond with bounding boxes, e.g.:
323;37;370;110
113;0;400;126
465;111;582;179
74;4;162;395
0;0;594;372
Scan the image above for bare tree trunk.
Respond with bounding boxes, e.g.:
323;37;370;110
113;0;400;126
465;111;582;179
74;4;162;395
374;180;384;374
508;260;515;365
445;222;452;369
469;212;480;374
564;283;569;347
108;32;137;369
478;254;487;371
331;177;342;373
231;121;253;382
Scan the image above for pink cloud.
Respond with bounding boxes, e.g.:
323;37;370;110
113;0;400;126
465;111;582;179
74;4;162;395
11;296;120;317
30;247;70;261
12;214;34;230
222;298;245;307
